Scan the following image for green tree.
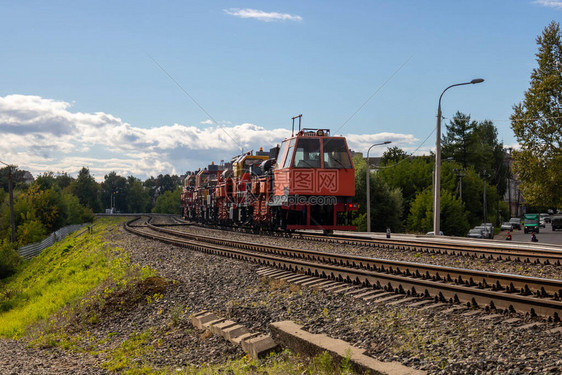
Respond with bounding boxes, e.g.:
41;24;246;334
60;192;94;224
0;166;29;192
442;112;477;169
68;167;102;212
407;188;469;236
511;21;562;208
378;154;433;217
380;146;408;165
35;172;57;190
353;155;403;232
1;190;33;241
442;113;507;191
101;172;128;212
35;172;75;191
126;176;151;213
143;176;158;203
0;240;22;279
55;172;74;190
152;186;182;214
26;184;65;233
16;214;46;245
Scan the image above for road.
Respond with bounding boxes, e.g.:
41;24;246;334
495;222;562;245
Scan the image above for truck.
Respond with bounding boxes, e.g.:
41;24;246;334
523;214;540;234
552;215;562;231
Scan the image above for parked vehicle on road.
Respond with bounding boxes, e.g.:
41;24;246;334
540;213;551;223
474;225;493;239
524;214;540;234
551;215;562;231
481;223;495;239
509;217;522;230
467;228;485;239
501;222;514;231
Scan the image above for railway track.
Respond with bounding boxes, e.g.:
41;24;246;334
125;216;562;320
167;217;562;266
295;232;562;266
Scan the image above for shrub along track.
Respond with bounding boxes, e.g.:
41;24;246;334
125;216;562;321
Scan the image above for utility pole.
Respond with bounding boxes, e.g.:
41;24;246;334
483;180;487;223
8;167;15;243
1;161;16;243
459;172;463;200
366;141;391;232
507;148;512;217
433;78;484;236
454;168;464;200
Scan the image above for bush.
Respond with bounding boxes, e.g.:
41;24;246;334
0;240;23;279
151;186;182;214
16;215;46;246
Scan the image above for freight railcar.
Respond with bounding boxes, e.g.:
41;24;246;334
182;126;357;232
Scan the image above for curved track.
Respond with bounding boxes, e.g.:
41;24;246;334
125;216;562;320
170;217;562;265
294;232;562;266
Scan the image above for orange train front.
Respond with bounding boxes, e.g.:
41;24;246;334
182;125;358;232
269;128;357;231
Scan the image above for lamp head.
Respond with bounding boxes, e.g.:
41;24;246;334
471;78;484;84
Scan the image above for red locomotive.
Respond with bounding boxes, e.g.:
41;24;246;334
181;118;358;232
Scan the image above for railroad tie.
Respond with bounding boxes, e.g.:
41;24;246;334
191;310;277;359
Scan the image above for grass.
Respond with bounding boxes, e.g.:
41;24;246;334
103;339;357;375
0;217;153;339
0;217;360;374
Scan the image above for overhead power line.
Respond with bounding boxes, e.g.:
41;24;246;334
147;53;244;153
334;55;413;135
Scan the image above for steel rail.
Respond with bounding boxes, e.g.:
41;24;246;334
172;218;562;265
125;218;562;319
145;221;562;297
293;232;562;265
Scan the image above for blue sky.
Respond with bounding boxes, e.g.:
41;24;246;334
0;1;560;180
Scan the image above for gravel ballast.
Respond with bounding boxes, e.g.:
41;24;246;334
1;222;561;374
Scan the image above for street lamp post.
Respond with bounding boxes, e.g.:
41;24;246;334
366;141;391;232
433;78;484;236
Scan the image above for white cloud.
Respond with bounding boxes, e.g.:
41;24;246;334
0;94;419;180
200;119;213;125
533;0;562;8
345;133;418;154
224;8;303;22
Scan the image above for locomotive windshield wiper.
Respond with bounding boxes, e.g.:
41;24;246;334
332;158;347;169
296;159;316;168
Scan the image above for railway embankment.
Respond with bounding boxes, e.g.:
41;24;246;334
0;217;386;374
124;217;562;373
2;215;562;373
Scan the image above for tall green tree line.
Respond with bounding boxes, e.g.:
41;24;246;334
511;21;562;209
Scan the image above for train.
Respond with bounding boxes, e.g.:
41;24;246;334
181;118;358;232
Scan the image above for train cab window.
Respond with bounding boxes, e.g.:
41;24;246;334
323;138;352;169
293;138;321;168
275;141;288;169
282;139;296;169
